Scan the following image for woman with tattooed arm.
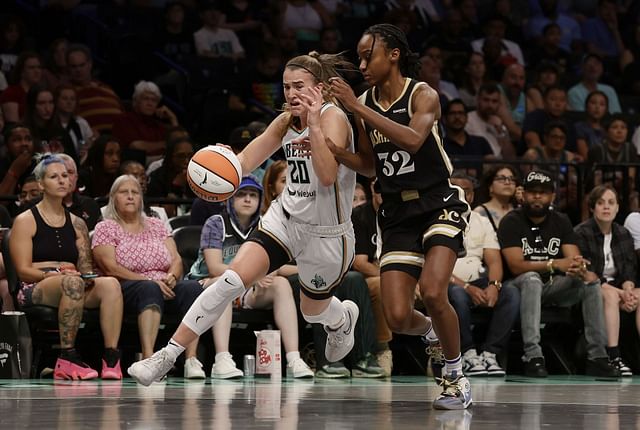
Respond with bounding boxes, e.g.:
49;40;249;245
10;155;123;380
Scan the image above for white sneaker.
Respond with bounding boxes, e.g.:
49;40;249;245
481;351;505;376
286;357;314;378
128;348;176;386
433;375;472;410
462;349;487;376
184;357;206;379
325;300;359;363
211;353;243;379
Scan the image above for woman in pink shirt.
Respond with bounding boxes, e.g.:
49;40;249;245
92;174;207;379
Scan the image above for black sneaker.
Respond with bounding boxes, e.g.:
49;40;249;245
524;357;548;378
585;358;621;378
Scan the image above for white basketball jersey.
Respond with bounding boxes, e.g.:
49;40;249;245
280;102;355;226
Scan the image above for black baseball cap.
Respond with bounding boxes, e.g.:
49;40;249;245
523;170;555;192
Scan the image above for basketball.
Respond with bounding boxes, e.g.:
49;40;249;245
187;145;243;202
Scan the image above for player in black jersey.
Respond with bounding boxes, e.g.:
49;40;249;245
329;24;472;410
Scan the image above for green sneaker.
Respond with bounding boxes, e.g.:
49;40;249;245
352;353;386;378
315;362;350;379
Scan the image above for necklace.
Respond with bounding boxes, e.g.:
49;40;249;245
39;205;66;228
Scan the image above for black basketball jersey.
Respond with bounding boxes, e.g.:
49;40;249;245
360;78;454;194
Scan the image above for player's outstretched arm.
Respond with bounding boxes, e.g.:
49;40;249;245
237;114;288;174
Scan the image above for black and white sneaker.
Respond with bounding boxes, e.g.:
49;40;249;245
610;357;633;377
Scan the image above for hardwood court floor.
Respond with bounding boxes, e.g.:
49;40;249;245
1;376;638;429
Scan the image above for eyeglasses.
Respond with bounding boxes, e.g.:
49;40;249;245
494;175;516;184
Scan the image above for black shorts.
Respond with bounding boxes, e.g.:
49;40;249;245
378;184;469;279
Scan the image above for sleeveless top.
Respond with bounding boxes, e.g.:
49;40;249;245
360;78;453;194
280;102;355;226
31;207;79;264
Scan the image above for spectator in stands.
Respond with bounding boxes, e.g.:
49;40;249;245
111;81;179;165
0;15;26;75
0;123;36;197
11;155;123;380
568;54;621;114
524;0;582;53
448;171;519;377
418;48;460;104
472;15;525;67
458;52;486;109
465;82;515;158
350;179;393;376
443;99;494;178
80;135;122;198
67;44;124;133
587;114;639;216
55;84;95;165
576;185;637;377
41;38;70;90
239;45;284;116
117;160;170;230
522;121;579;214
0;51;43;122
188;176;314;378
261;159;287;215
498;63;525;142
219;0;269;56
157;2;196;66
575;90;609;160
526;23;573;80
194;1;245;61
621;24;640;96
147;136;195;218
92;174;207;379
318;27;343;55
24;84;75;159
522;85;577;154
353;182;367;208
56;154;101;231
498;170;619;378
279;0;332;51
525;61;561;113
581;0;626;63
425;8;474;57
474;165;520;233
8;175;42;218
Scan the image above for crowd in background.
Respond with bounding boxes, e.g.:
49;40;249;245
1;0;640;379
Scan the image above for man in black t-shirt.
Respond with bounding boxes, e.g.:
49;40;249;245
498;170;618;378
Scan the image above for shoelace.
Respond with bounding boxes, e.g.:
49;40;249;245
426;344;445;363
146;350;170;369
327;329;345;347
436;376;462;398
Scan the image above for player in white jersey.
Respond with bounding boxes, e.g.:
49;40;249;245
128;52;360;385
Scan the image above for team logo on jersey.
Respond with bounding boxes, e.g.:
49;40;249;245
311;274;326;289
438;209;461;222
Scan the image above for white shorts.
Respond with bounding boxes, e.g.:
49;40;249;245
256;199;355;299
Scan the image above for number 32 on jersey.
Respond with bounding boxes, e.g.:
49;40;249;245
377;150;415;176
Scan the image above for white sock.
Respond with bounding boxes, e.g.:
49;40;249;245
445;354;463;378
422;319;439;342
302;296;345;329
182;269;245;336
286;351;301;364
165;338;186;361
215;352;232;362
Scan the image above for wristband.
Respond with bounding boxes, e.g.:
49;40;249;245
463;283;470;290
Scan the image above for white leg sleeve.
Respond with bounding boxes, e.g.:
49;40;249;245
182;269;245;336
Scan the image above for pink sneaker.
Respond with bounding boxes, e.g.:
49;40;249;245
54;357;99;380
101;359;123;380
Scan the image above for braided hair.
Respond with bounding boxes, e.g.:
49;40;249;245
363;24;420;79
